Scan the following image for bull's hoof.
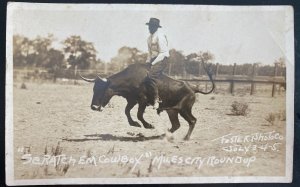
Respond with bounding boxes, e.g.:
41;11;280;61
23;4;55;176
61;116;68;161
183;135;191;141
165;131;174;142
130;121;142;128
168;127;179;133
143;123;154;129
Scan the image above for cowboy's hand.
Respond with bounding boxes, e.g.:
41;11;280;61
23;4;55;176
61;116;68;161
145;62;152;69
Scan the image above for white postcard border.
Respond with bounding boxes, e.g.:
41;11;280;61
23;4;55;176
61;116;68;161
5;3;295;185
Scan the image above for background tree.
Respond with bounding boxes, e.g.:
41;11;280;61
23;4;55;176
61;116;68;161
46;48;65;82
63;35;97;68
236;63;253;76
31;34;54;67
13;34;285;80
13;34;64;69
13;35;34;67
62;36;97;82
167;49;186;76
275;57;286;77
275;57;285;67
185;51;215;76
110;46;147;71
185;53;199;76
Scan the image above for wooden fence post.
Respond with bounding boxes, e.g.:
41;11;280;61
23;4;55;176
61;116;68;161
74;65;78;85
250;64;256;95
104;62;107;75
213;63;219;93
168;62;172;76
230;63;236;95
199;62;201;77
272;63;278;97
183;68;187;79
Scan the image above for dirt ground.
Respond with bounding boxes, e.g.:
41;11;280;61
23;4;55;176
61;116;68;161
12;80;286;179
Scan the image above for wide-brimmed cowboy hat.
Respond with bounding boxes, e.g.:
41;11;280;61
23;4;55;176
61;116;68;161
145;18;162;28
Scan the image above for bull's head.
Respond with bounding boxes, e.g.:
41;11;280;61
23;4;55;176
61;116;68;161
80;74;113;112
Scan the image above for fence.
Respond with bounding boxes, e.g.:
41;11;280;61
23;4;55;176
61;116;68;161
13;63;285;97
179;63;285;97
13;68;113;82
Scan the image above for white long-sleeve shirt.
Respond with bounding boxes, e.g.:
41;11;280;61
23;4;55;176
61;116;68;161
146;30;170;65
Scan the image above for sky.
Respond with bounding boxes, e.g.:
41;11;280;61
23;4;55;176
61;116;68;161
10;4;289;64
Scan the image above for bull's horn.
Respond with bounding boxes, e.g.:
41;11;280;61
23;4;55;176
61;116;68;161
97;75;108;82
79;74;96;82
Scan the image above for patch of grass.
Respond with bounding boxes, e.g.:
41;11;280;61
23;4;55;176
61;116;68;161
45;142;71;176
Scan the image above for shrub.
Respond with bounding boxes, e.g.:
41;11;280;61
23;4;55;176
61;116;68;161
231;101;249;116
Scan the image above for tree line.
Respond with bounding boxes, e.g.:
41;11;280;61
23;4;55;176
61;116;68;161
13;34;285;78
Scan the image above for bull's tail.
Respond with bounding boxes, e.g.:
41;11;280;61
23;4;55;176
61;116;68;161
190;62;215;94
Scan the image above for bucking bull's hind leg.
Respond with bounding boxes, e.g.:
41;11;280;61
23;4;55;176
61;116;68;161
179;94;197;140
137;104;154;129
179;109;197;140
125;99;141;128
166;110;181;133
166;94;197;140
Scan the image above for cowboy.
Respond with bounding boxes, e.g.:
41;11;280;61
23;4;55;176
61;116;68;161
145;17;170;109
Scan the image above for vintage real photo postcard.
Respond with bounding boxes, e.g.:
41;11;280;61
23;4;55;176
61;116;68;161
6;3;294;185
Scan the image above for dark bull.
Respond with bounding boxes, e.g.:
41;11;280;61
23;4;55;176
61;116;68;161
80;63;215;140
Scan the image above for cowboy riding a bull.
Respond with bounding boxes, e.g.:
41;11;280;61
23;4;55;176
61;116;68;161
80;18;215;140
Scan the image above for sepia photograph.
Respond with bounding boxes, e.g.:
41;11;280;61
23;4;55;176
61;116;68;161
5;3;294;185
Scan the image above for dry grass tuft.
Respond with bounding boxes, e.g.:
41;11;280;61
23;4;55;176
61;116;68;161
265;110;286;125
52;142;63;156
279;110;286;121
148;159;153;173
136;169;141;177
62;163;70;175
265;113;276;125
107;145;115;154
44;145;48;155
21;82;27;89
86;149;92;158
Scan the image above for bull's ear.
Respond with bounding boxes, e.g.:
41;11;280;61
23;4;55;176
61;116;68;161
97;75;108;82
